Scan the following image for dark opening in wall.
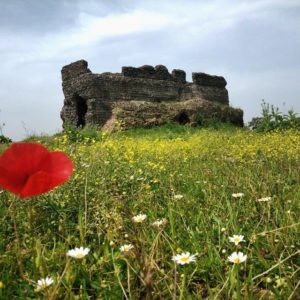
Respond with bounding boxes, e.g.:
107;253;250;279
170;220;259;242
75;95;88;127
174;111;190;125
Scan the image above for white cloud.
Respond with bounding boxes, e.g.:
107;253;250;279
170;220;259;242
4;9;171;66
3;0;299;66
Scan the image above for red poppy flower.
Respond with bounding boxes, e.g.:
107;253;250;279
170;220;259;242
0;143;74;199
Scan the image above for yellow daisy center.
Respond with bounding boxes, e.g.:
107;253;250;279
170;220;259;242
180;256;190;262
233;258;241;264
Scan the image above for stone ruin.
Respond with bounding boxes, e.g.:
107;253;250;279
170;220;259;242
60;60;243;130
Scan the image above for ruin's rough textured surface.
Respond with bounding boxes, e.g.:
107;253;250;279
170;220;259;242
61;60;243;130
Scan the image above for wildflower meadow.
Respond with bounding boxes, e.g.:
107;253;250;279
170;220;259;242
0;124;299;299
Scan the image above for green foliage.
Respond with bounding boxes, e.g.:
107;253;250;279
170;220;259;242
117;122;196;140
249;100;300;132
196;115;237;130
0;134;12;144
0;113;11;144
63;125;104;143
196;104;243;128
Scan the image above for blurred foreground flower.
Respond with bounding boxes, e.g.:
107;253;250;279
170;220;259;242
229;235;245;246
172;252;197;265
132;214;147;223
0;143;73;198
36;277;54;291
67;247;90;259
275;277;287;288
120;244;134;253
257;196;272;202
174;194;184;199
232;193;244;198
228;251;247;264
152;219;167;228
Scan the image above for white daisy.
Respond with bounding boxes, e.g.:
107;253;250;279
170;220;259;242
174;194;184;199
228;251;247;264
257;196;272;202
36;276;54;291
67;247;90;259
152;219;167;228
232;193;244;198
229;235;245;246
275;278;287;288
120;244;134;253
172;252;197;265
132;214;147;223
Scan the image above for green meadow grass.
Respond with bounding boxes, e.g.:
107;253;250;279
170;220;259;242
0;124;299;299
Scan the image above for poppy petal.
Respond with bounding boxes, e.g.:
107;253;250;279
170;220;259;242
39;152;74;179
19;152;74;198
0;143;74;198
20;171;70;198
0;165;25;195
0;143;48;176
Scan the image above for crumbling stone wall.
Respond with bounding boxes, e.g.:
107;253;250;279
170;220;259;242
60;60;243;130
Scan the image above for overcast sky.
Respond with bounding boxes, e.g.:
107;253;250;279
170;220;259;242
0;0;299;140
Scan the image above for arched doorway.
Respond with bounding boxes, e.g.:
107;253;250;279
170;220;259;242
174;111;190;125
75;95;87;127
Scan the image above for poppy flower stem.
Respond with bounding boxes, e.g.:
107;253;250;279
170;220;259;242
173;263;177;300
84;175;88;238
179;271;186;300
49;258;71;300
230;265;242;300
27;197;36;239
10;195;25;279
